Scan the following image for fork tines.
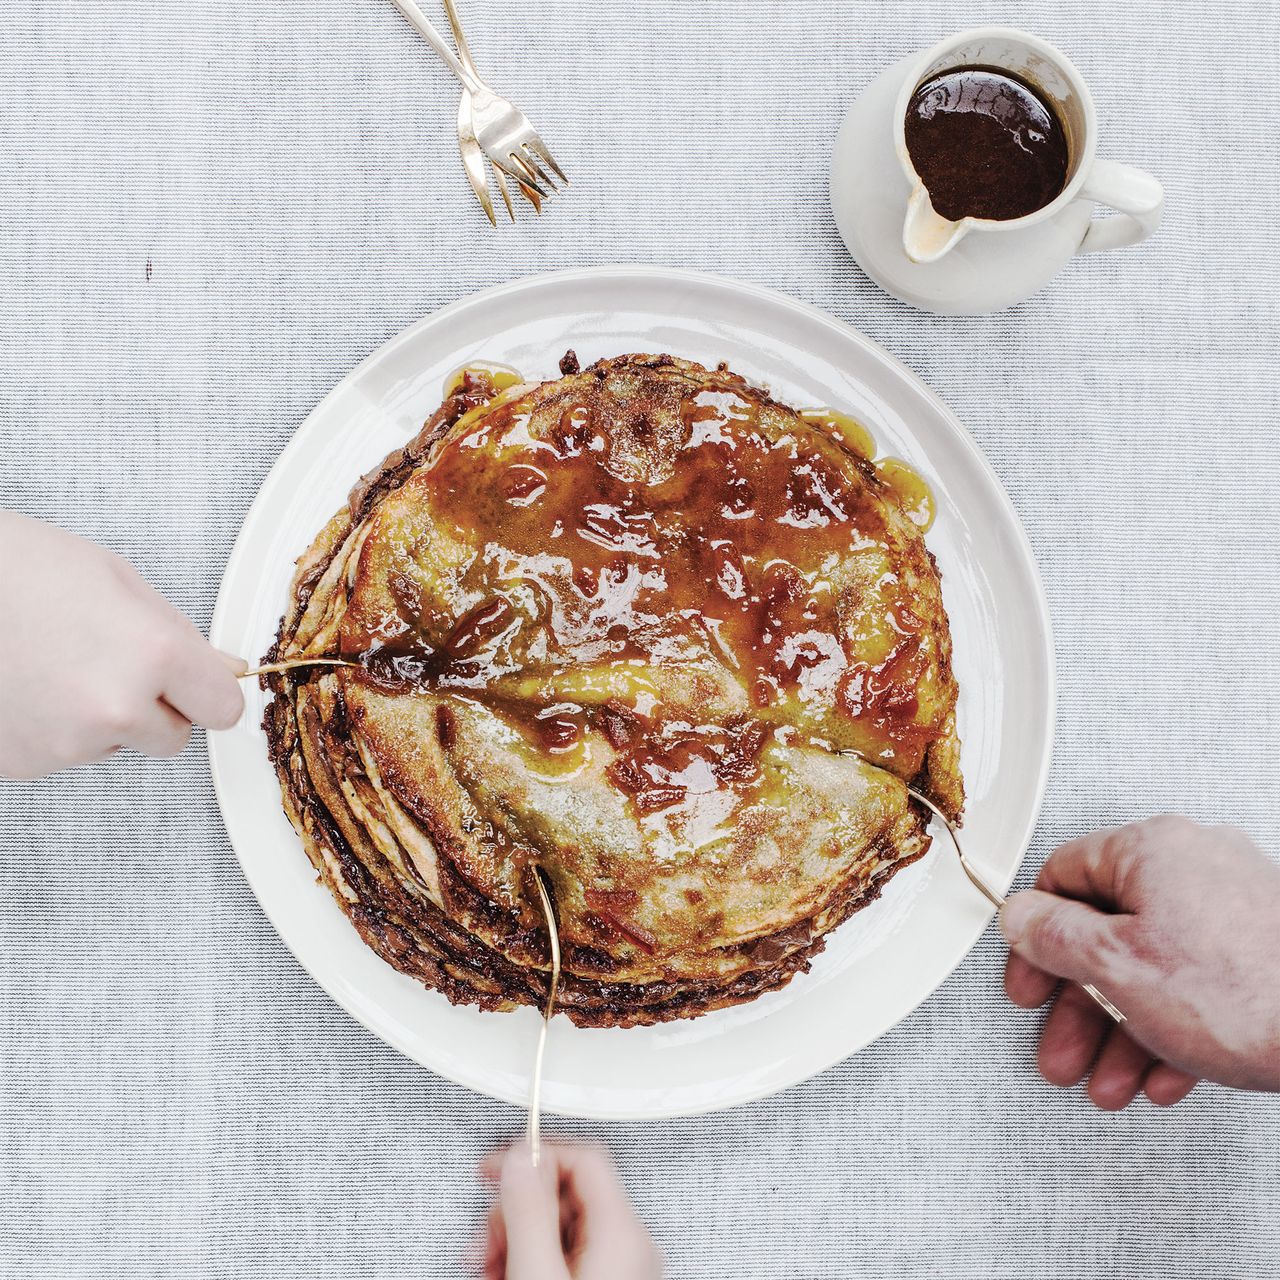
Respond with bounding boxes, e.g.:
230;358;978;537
493;139;567;200
467;84;568;221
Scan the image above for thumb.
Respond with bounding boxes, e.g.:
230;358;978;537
1000;889;1124;987
498;1146;571;1280
217;649;249;674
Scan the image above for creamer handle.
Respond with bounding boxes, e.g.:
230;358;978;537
1077;159;1164;254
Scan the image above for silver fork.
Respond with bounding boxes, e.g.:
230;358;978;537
385;0;567;219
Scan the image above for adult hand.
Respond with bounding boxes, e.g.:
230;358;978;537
1002;815;1280;1109
481;1143;662;1280
0;513;245;779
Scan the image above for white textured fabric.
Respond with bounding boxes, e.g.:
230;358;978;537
2;0;1278;1275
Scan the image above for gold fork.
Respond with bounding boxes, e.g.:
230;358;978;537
442;0;539;222
834;749;1126;1023
385;0;566;221
906;780;1126;1023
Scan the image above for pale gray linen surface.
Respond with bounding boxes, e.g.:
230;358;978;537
2;0;1278;1275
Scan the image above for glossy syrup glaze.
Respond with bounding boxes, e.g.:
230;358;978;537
442;361;525;400
340;362;949;834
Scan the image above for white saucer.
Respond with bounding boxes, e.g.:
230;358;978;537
830;57;1093;314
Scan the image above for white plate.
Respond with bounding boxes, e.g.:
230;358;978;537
210;266;1052;1121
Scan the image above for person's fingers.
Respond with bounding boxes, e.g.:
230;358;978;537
545;1144;638;1234
1000;890;1125;988
548;1143;658;1274
120;698;194;759
483;1204;507;1280
1144;1062;1199;1107
1037;817;1199;909
1037;982;1112;1087
1086;1026;1153;1111
159;631;245;730
498;1145;571;1280
117;577;243;729
484;1143;655;1277
1004;951;1058;1008
217;649;249;674
1034;829;1138;905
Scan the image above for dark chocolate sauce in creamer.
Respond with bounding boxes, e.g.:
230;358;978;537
905;66;1069;222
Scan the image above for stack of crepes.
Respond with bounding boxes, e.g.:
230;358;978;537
263;353;963;1027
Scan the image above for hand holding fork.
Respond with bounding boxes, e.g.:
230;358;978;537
385;0;567;223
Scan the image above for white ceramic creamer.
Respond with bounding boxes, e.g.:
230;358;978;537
831;27;1164;314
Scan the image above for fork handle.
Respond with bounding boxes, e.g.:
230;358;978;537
439;0;481;77
385;0;482;91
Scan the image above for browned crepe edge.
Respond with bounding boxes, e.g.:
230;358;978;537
260;354;961;1025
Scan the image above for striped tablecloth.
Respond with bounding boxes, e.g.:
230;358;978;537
2;0;1278;1274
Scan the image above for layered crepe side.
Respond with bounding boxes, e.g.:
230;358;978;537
262;355;963;1027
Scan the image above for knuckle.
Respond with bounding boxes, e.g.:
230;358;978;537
93;695;142;738
1104;821;1154;862
1092;923;1136;983
156;723;193;758
1143;813;1200;844
145;627;181;670
1115;916;1170;973
1102;816;1196;876
1030;903;1074;957
566;1139;610;1165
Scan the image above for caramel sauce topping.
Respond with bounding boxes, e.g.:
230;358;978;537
442;361;525;400
875;458;936;532
344;372;948;828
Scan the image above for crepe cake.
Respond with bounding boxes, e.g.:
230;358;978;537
262;352;963;1028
